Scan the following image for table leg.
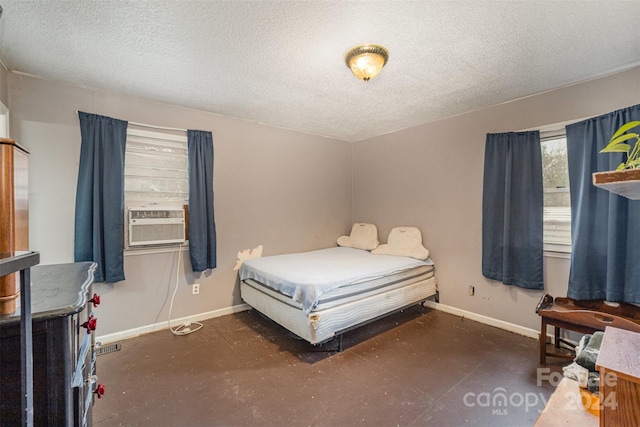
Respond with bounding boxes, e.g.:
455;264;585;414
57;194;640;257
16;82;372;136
540;318;547;365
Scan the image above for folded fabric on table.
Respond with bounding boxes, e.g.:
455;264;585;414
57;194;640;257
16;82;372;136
586;372;599;393
575;333;590;358
562;362;589;388
574;331;604;372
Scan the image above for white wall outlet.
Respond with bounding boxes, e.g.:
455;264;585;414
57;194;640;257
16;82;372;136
468;286;475;296
192;284;200;295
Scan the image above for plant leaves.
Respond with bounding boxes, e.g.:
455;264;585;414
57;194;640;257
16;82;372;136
600;133;638;153
609;133;639;146
610;121;640;141
616;162;626;170
600;140;631;153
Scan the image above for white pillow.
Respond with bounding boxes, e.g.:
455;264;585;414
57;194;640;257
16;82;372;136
337;223;380;251
372;227;429;260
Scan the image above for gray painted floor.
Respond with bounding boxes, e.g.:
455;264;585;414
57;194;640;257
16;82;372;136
93;308;562;426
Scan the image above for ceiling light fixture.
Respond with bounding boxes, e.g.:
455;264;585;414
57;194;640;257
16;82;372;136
344;44;389;82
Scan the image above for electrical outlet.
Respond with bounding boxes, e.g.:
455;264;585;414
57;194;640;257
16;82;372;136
192;284;200;295
468;286;475;296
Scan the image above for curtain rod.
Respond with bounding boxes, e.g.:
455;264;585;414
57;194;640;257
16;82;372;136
76;111;187;133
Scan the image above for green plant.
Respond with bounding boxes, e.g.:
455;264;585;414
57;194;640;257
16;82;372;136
600;121;640;170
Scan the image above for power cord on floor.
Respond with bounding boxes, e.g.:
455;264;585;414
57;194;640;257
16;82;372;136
168;243;203;336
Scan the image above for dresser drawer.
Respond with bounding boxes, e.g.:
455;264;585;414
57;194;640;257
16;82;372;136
72;309;99;427
0;262;98;426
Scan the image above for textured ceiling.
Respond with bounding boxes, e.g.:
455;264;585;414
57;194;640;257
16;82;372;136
0;1;639;142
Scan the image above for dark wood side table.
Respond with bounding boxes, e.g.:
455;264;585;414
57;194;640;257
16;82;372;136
596;326;640;427
536;294;640;365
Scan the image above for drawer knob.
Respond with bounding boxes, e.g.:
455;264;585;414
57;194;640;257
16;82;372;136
81;315;97;334
89;293;101;307
94;383;106;399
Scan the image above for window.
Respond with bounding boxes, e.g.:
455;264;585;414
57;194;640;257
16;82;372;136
0;101;9;138
541;133;571;252
124;126;188;248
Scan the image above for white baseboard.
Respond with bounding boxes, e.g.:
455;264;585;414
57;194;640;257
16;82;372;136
424;301;539;340
97;301;540;345
96;303;252;344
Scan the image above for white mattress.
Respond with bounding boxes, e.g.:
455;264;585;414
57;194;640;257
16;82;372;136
240;246;433;314
244;264;434;312
240;262;437;345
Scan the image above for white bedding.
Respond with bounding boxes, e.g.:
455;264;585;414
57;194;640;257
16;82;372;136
239;246;432;314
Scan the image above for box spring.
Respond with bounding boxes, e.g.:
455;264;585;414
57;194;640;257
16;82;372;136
240;265;436;345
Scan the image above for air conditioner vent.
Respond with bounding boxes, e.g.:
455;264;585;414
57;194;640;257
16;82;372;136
128;207;186;246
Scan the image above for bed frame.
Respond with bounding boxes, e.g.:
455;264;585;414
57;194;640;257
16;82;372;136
240;273;437;351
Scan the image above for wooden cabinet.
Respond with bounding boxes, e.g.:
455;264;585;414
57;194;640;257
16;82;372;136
0;137;29;314
596;326;640;426
0;262;100;426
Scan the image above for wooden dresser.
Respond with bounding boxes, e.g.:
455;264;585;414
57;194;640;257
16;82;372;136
0;262;102;426
596;326;640;427
0;138;29;315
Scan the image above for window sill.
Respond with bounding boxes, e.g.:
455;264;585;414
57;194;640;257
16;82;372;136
124;244;188;257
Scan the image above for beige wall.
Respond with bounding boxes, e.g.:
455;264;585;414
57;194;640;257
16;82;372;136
8;66;640;337
8;73;352;336
353;66;640;331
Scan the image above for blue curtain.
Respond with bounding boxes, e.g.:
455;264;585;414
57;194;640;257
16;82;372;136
566;104;640;303
74;112;128;282
482;131;544;289
187;130;217;272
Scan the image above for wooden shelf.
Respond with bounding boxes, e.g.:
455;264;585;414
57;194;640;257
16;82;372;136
593;169;640;200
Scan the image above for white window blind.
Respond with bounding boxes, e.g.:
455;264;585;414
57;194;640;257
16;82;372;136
124;127;188;208
543;203;571;246
541;135;571;252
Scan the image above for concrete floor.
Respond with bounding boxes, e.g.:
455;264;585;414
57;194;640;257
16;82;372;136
93;308;560;426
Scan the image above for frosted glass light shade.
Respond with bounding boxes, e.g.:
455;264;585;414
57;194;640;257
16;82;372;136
344;44;389;82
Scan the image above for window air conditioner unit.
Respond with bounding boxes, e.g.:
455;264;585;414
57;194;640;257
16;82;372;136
128;207;186;247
